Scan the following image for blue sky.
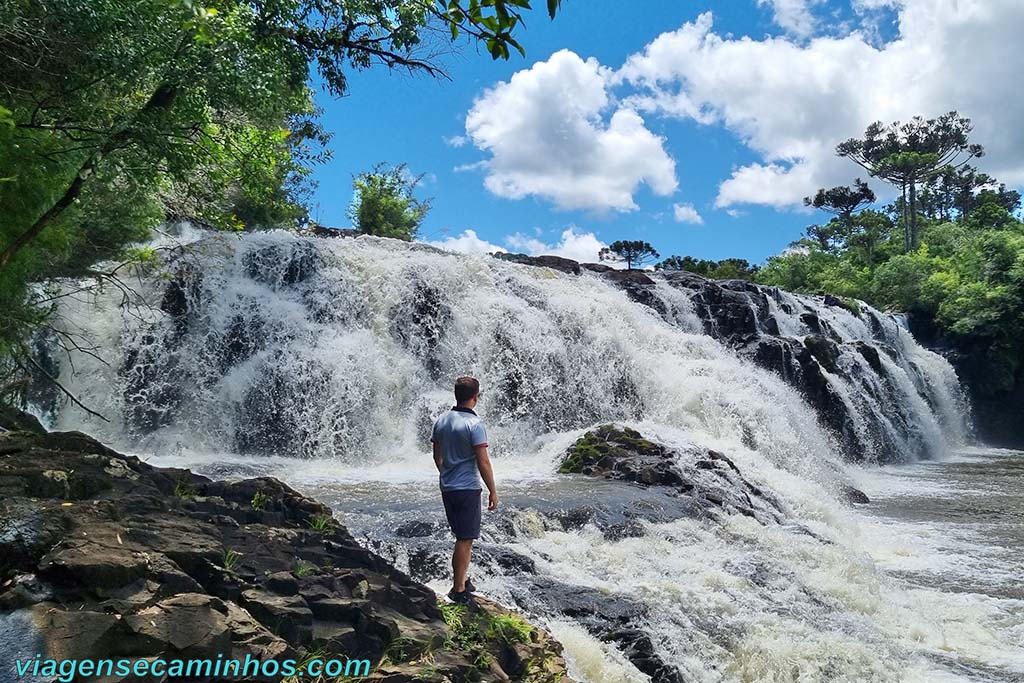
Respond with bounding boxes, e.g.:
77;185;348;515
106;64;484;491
307;0;1021;264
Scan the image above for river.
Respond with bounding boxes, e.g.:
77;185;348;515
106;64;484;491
39;229;1022;682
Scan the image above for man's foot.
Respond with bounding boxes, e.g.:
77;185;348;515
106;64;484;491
464;576;476;593
447;588;475;606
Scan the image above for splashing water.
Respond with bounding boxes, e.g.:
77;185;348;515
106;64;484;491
40;229;1019;682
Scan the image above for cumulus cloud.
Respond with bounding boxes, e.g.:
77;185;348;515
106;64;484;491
463;50;678;213
427;229;506;255
616;1;1024;208
672;202;704;224
506;226;608;263
757;0;821;37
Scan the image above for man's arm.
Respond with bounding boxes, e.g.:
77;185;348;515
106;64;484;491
474;445;499;511
432;441;443;472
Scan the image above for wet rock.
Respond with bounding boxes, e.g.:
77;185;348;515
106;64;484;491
0;405;46;435
394;520;439;538
243;240;320;288
0;431;569;683
493;252;582;275
389;279;451;380
559;425;785;524
839;484;871;505
602;270;667;316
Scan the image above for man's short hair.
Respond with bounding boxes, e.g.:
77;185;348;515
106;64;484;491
454;376;480;403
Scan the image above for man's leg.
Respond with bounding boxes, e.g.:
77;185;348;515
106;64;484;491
452;538;473;593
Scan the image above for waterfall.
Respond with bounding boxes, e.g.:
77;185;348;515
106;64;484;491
46;229;964;470
36;227;1013;683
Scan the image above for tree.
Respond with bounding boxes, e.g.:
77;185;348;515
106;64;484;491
0;0;565;272
0;0;564;407
347;163;431;240
599;241;660;270
804;179;876;249
655;255;757;279
836;112;983;252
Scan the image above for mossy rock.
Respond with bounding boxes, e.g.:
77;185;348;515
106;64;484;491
558;424;663;474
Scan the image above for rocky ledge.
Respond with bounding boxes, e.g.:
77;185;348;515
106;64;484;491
0;429;569;683
559;425;786;526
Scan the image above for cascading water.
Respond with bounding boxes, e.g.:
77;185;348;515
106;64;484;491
38;228;1021;682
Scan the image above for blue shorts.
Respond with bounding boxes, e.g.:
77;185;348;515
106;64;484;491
441;489;482;540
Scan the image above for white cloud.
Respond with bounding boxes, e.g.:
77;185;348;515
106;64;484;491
506;226;608;264
427;229;506;255
463;49;678;213
616;1;1024;208
757;0;821;37
444;134;468;147
672;202;704;224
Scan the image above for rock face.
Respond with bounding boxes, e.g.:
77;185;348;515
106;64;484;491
559;425;786;525
490;251;959;463
0;430;569;683
907;312;1024;449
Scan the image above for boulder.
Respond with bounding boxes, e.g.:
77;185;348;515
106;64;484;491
559;425;785;524
493;252;582;275
0;430;570;683
0;405;46;434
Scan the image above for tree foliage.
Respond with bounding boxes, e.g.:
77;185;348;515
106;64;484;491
761;118;1024;404
0;0;562;403
599;241;660;270
655;255;758;280
837;112;984;251
347;163;431;241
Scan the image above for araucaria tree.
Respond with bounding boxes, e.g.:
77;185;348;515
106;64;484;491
836;112;983;252
803;179;876;251
599;241;660;270
348;163;431;241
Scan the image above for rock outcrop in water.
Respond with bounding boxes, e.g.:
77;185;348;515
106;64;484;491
0;430;569;683
559;425;785;525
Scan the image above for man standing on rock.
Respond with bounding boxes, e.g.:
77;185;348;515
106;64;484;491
431;376;499;605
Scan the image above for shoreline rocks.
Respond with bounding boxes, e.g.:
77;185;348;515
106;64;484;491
0;430;570;683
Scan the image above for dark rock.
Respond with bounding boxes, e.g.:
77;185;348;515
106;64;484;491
559;425;785;525
306;224;361;239
839;484;871;505
824;294;860;315
0;405;46;435
394;520;438;538
581;263;613;273
389;278;451;380
243;240;320;288
601;270;667;316
493;252;582;275
0;431;570;683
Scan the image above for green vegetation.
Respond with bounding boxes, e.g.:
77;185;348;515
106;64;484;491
0;0;563;408
347;163;431;241
559;424;659;474
655;255;759;279
173;479;199;500
306;512;333;532
438;603;535;670
292;560;317;577
599;240;660;270
223;548;241;571
250;489;271;511
757;112;1024;404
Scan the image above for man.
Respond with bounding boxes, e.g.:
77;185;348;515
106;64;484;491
431;376;499;604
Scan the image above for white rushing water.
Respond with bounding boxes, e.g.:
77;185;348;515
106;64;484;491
39;229;1020;682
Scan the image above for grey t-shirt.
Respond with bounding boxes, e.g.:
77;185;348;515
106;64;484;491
431;407;487;491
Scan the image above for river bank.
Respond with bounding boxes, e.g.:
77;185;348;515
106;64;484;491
0;428;570;683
